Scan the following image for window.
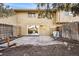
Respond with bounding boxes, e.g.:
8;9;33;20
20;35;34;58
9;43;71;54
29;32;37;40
27;25;39;35
28;12;36;17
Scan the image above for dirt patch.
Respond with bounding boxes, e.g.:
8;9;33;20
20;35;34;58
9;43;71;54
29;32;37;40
1;37;79;56
0;42;79;56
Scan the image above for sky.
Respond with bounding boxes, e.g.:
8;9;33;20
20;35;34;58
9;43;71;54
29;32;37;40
5;3;37;9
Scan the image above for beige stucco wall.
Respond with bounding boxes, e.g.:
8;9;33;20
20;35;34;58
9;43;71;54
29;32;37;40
0;11;54;36
16;12;53;36
0;10;79;38
0;15;17;26
13;26;21;37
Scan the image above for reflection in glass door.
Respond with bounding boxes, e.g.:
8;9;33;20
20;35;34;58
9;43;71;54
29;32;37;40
27;25;39;35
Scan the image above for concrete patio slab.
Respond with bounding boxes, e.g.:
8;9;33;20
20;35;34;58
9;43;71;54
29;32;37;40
0;36;67;46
